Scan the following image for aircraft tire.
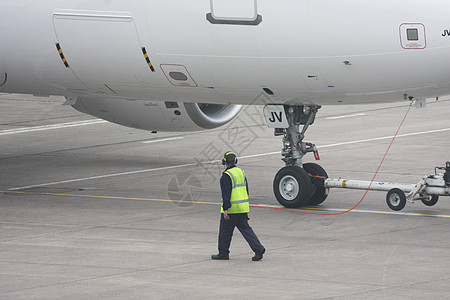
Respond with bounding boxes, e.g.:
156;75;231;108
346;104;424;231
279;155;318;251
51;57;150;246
303;163;328;205
421;195;439;206
274;166;312;208
386;188;406;211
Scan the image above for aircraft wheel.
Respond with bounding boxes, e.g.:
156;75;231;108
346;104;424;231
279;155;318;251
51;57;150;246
386;188;406;211
303;163;329;205
274;166;312;208
421;195;439;206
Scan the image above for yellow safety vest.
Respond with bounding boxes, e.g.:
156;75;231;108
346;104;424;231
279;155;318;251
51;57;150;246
221;167;250;214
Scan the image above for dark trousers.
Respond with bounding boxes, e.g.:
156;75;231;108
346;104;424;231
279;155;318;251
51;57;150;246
218;213;263;254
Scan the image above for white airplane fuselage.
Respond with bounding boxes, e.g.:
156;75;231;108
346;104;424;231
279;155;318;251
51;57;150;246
2;0;450;106
2;1;449;208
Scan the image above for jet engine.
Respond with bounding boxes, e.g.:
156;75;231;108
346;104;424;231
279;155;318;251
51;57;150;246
70;97;242;132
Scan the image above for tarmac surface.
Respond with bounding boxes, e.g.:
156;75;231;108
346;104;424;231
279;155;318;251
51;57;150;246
0;94;449;299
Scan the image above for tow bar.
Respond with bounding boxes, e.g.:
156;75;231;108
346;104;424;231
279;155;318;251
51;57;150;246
324;161;450;211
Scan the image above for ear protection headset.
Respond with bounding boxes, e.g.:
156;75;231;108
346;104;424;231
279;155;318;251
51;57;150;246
222;151;238;165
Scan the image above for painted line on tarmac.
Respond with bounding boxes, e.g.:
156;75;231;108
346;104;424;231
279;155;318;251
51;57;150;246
142;137;184;144
7;127;450;191
7;162;201;191
252;204;450;218
1;190;220;206
317;127;450;149
326;113;366;120
0;119;108;136
2;190;450;219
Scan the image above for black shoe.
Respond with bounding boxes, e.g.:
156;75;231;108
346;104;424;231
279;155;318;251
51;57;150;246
211;253;229;260
252;248;265;261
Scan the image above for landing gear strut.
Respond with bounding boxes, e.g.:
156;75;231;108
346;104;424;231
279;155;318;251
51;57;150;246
265;105;328;208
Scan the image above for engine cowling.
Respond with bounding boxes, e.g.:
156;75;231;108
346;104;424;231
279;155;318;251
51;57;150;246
0;71;6;87
70;97;242;132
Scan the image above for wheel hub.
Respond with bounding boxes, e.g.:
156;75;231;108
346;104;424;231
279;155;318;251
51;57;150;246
389;194;400;205
279;175;299;201
286;183;294;192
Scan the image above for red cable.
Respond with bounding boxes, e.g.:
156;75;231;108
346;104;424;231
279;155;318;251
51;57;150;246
251;104;413;216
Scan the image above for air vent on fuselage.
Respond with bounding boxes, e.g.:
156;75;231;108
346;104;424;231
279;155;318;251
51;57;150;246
161;64;197;87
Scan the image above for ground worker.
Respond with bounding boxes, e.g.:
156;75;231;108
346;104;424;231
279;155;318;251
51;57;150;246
211;151;265;261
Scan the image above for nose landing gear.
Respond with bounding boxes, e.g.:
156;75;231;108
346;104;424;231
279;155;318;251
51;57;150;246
265;105;327;208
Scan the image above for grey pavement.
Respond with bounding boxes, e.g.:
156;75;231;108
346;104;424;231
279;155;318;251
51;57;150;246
0;94;449;299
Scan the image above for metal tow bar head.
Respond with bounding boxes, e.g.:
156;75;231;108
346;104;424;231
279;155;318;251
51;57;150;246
444;161;450;184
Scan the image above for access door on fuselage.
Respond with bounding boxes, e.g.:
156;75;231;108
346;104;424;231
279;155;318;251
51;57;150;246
400;23;427;49
207;0;262;25
52;9;157;95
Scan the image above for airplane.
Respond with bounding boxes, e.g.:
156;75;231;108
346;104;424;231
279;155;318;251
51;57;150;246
1;0;449;208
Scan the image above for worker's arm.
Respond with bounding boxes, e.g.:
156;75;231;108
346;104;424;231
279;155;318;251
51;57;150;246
245;177;249;196
220;174;232;220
